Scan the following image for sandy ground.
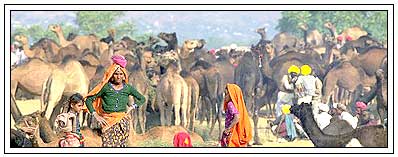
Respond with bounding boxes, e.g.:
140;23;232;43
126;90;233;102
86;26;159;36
13;99;314;147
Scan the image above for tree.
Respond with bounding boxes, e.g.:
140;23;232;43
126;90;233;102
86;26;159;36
12;23;78;46
276;11;387;41
75;11;124;37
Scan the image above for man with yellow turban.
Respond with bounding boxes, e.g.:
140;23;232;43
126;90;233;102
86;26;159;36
271;104;297;142
85;54;146;147
275;65;300;117
295;64;323;114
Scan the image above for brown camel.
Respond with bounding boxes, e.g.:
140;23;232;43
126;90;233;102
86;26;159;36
49;24;105;56
298;23;324;47
14;35;47;61
40;58;90;127
156;59;189;127
128;64;150;134
339;25;368;41
324;21;338;40
271;32;299;56
190;60;224;140
180;71;200;132
11;58;89;128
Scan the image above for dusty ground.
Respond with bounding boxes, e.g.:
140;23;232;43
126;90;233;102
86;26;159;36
13;99;314;147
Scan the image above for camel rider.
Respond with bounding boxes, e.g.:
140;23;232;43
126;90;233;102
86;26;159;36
295;65;322;114
275;65;300;117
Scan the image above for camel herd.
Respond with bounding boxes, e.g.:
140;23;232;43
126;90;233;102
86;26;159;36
11;21;387;147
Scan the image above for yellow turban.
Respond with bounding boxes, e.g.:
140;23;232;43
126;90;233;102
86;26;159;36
281;104;291;115
300;64;312;76
288;65;300;74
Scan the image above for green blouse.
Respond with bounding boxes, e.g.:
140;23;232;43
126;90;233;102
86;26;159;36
85;82;146;114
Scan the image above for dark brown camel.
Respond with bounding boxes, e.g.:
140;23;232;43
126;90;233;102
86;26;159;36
271;32;299;56
290;102;387;147
157;32;178;52
190;60;224;140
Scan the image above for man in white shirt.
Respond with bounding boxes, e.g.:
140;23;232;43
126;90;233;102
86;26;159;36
336;103;358;128
314;103;332;130
275;65;300;117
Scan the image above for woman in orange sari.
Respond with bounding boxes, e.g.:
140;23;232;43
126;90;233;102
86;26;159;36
85;55;145;147
220;83;253;147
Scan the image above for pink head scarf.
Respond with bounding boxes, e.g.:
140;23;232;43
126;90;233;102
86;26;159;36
356;101;367;111
111;54;127;68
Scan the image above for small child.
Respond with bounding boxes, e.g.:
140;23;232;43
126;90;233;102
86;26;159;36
55;93;85;147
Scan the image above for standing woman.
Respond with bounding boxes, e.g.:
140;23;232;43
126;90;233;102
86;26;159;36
85;55;146;147
220;83;252;147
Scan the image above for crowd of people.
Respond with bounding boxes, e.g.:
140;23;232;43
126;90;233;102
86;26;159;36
270;64;379;143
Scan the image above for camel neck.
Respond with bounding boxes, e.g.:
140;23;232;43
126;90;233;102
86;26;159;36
55;30;69;47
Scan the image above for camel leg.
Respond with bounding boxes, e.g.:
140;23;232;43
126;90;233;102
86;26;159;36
208;99;217;137
252;104;262;145
190;93;199;132
185;90;192;129
174;102;182;126
158;94;166;126
41;75;66;129
378;105;386;125
217;102;223;141
138;106;145;133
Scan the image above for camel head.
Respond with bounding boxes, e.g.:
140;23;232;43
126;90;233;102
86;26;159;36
158;50;179;67
107;28;116;38
142;51;158;69
298;23;308;31
290;102;312;119
157;32;177;43
48;24;61;33
324;21;335;29
14;35;29;45
256;27;266;34
183;39;202;52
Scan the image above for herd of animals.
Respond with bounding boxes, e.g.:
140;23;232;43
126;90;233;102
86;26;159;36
10;21;387;147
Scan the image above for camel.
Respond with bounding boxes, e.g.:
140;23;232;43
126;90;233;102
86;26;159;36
321;61;373;106
40;58;90;127
298;23;323;47
49;24;105;56
290;102;387;147
271;32;299;56
256;27;267;40
180;71;200;132
128;64;150;134
339;25;368;41
11;58;89;128
156;59;189;127
14;35;48;61
324;21;338;40
190;60;224;140
157;32;178;52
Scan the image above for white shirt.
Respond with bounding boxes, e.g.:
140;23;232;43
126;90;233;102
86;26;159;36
296;75;317;97
15;49;28;65
340;111;358;128
315;112;332;130
11;52;18;66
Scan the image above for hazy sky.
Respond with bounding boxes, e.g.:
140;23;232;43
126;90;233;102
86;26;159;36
11;11;282;48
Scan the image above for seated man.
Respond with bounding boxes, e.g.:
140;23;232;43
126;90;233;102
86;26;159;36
271;105;298;142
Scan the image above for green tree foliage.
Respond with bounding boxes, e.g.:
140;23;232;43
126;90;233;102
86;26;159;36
75;11;124;37
276;11;387;41
12;23;77;45
114;21;137;40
